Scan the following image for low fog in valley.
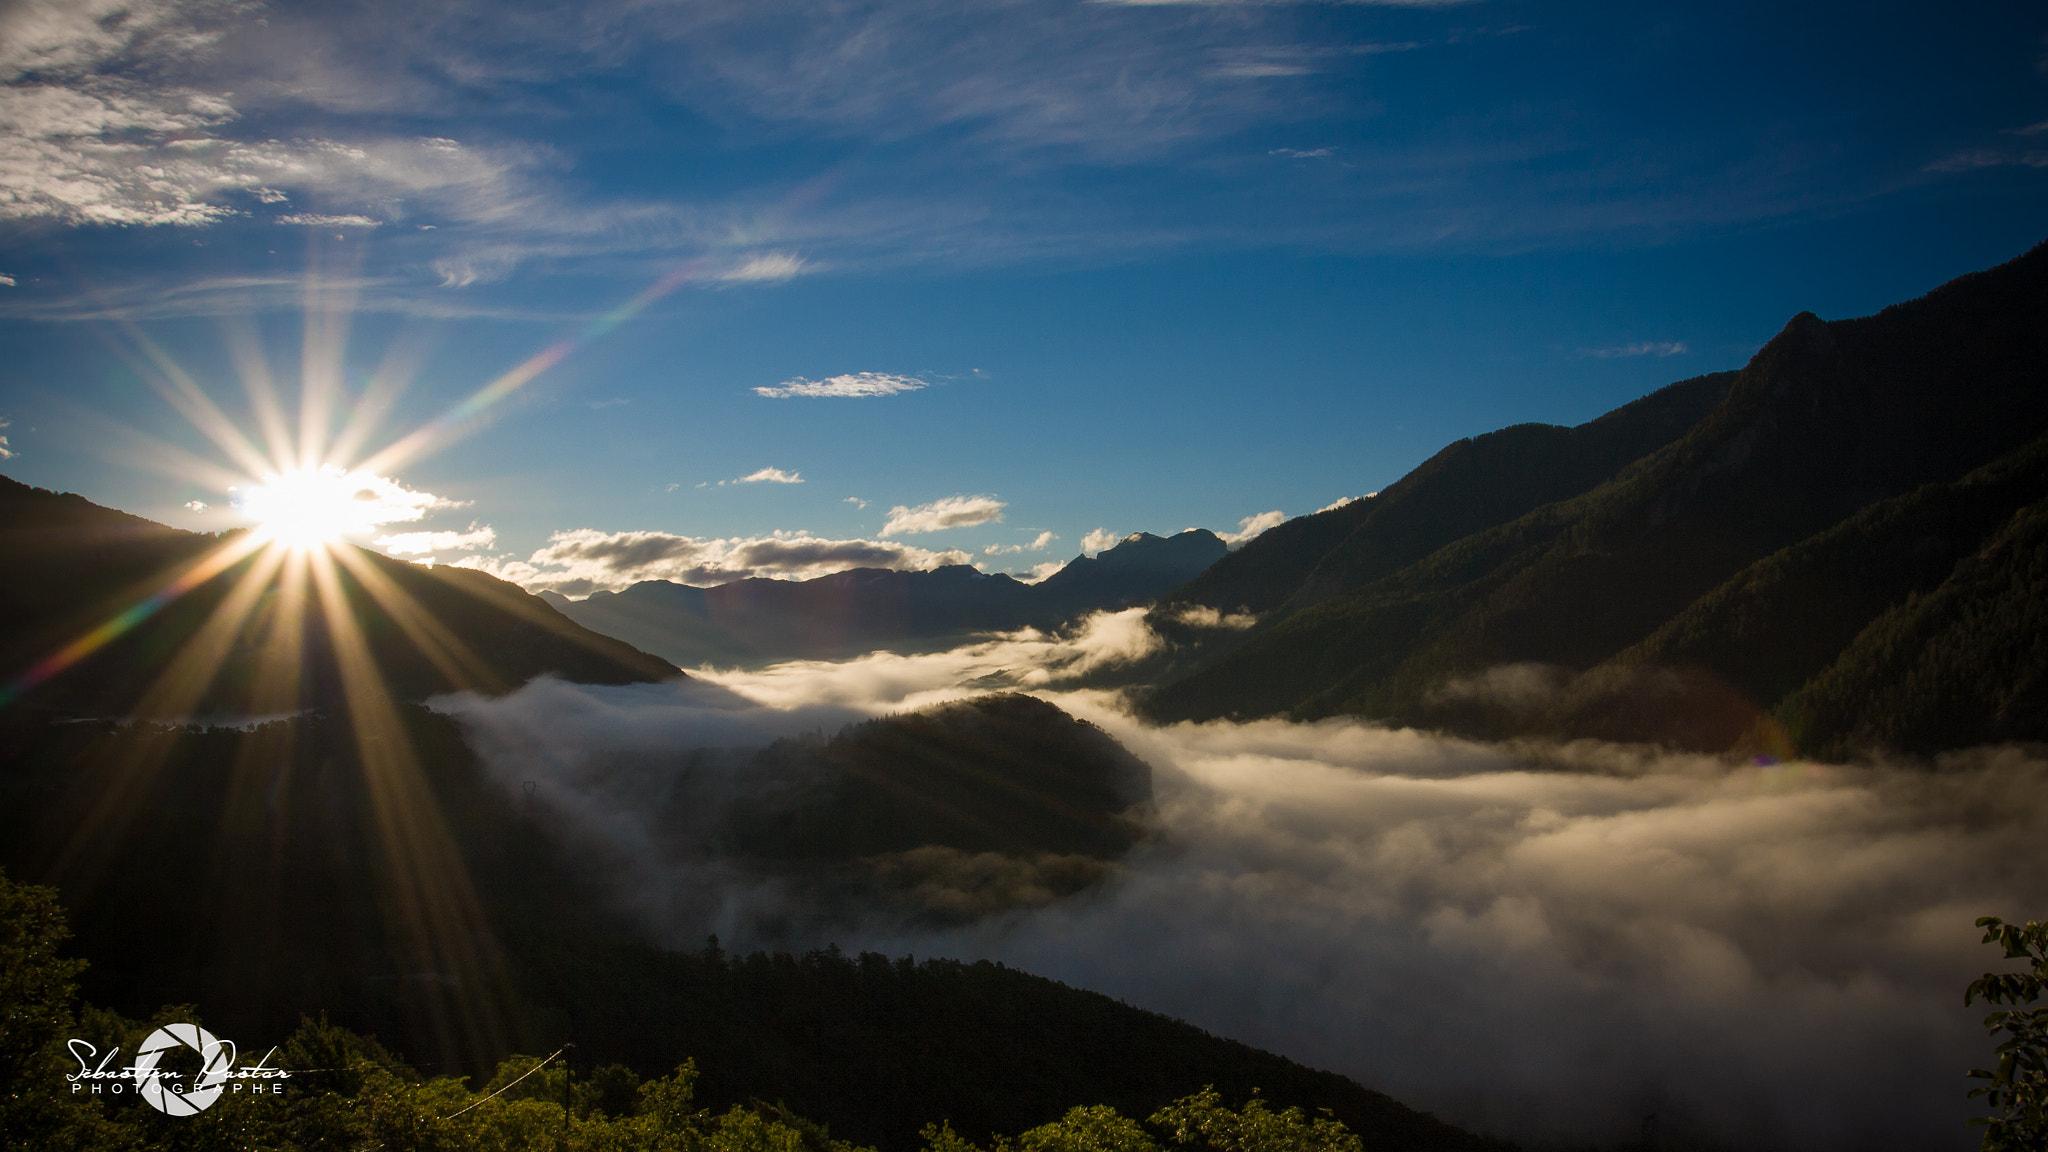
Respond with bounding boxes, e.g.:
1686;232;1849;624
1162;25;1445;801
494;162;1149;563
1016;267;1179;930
437;611;2048;1151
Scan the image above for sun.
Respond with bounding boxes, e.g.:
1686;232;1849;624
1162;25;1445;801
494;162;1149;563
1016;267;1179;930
235;465;390;550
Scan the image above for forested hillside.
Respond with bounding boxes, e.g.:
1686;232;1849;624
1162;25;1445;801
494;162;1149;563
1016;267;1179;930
1142;239;2048;758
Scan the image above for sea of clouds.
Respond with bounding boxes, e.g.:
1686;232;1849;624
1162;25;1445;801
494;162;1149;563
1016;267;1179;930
434;611;2048;1151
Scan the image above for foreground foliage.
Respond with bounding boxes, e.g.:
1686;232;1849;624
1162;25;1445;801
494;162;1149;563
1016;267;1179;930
0;869;1401;1152
1968;917;2048;1151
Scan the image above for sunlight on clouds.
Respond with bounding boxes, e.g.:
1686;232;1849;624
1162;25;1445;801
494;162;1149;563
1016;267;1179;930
234;466;461;549
376;524;498;557
442;619;2048;1151
0;417;13;459
1080;527;1126;555
277;213;383;227
1216;509;1284;546
733;467;803;484
754;372;930;399
469;527;974;595
984;530;1058;556
721;251;807;282
881;494;1007;536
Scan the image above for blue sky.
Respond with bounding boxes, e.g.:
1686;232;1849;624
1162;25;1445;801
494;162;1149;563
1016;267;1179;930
0;0;2043;592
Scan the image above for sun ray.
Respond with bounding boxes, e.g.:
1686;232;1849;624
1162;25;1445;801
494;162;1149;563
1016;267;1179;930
223;317;299;477
360;262;701;476
107;320;275;481
306;544;516;1064
328;544;506;694
0;530;269;709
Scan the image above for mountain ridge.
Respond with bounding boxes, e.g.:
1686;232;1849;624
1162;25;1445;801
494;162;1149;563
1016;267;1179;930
1141;238;2048;757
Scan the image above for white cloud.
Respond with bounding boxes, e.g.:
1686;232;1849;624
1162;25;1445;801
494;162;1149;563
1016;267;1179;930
844;496;869;509
0;416;13;459
983;530;1058;556
376;523;498;556
276;213;382;227
881;494;1007;536
183;499;208;512
1172;604;1258;629
0;274;15;286
1580;340;1689;359
1217;509;1285;547
442;624;2048;1152
733;466;803;484
754;372;929;399
722;251;807;282
231;466;462;538
1019;560;1065;583
463;527;974;596
1080;527;1124;555
1317;494;1366;513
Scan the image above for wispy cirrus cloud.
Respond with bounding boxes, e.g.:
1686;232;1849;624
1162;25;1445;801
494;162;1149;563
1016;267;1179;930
721;251;807;282
277;213;382;227
1579;340;1689;359
464;527;972;596
880;494;1006;536
754;372;929;399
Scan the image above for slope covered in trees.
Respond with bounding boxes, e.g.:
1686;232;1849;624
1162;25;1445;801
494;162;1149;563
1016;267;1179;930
1141;239;2048;758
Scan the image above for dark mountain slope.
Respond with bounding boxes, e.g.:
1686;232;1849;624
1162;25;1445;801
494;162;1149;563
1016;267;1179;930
1525;432;2048;750
0;475;675;716
1775;497;2048;757
1157;371;1734;626
550;530;1225;669
1145;239;2048;740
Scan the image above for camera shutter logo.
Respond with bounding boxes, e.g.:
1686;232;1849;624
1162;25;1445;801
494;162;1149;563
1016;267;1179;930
133;1023;236;1116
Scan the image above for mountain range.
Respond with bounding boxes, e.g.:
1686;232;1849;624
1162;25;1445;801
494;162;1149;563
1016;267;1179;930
541;528;1227;667
0;474;677;718
1140;238;2048;760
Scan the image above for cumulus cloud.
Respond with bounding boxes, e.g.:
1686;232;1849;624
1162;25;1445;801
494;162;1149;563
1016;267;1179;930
754;372;930;399
1317;494;1367;513
0;274;15;286
1216;509;1284;547
1080;527;1126;555
441;619;2048;1152
844;496;868;509
376;523;498;557
0;416;14;459
1580;340;1690;359
984;530;1058;556
183;499;207;511
722;251;807;282
881;494;1006;536
732;467;803;484
465;527;974;595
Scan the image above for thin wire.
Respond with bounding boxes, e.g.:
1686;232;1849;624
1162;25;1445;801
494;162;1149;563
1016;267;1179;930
439;1045;568;1120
